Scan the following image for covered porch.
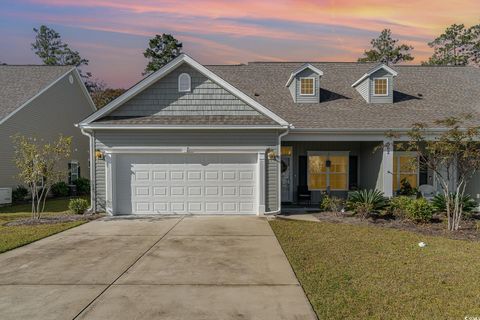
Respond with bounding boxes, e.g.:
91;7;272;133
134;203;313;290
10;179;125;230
280;133;431;205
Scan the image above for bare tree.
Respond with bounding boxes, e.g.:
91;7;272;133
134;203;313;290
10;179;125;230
12;135;72;219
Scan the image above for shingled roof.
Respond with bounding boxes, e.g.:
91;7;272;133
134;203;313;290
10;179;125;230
0;65;73;121
207;62;480;129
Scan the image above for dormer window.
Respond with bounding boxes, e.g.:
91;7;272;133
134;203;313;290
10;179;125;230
178;73;191;92
300;77;315;95
286;64;323;103
373;78;388;96
351;64;397;103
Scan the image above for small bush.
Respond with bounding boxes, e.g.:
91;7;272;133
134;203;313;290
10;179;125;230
12;185;28;203
321;195;345;214
396;178;418;196
74;177;90;195
388;196;414;218
353;202;374;219
69;198;89;214
432;193;477;216
405;198;434;223
51;181;69;197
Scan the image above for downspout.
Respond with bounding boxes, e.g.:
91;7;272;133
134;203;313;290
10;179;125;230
80;128;96;213
264;127;290;215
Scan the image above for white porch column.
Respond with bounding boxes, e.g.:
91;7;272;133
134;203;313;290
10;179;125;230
382;138;394;197
258;152;266;216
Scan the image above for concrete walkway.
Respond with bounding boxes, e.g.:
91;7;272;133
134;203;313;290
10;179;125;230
0;216;317;320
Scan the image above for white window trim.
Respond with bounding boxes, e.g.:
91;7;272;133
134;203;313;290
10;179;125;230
69;160;80;184
178;73;191;92
307;151;350;191
393;151;419;191
299;77;315;96
372;77;389;96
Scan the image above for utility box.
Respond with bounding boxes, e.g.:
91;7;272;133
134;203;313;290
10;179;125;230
0;188;12;205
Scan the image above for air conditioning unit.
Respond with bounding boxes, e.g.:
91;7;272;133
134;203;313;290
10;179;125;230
0;188;12;205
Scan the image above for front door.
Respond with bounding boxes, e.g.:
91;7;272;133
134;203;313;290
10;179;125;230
281;146;293;202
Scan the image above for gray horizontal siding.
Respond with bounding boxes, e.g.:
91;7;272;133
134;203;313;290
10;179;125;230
93;129;280;212
0;71;92;188
355;77;370;102
110;64;260;117
94;130;278;148
266;148;279;211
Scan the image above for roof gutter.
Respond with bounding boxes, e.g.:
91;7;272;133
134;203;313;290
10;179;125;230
78;124;289;130
289;127;454;134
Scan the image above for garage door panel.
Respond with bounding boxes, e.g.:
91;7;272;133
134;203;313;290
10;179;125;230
115;153;258;215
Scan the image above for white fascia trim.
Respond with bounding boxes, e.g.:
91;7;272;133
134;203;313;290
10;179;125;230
80;124;287;130
0;67;76;126
103;146;268;154
285;63;323;87
351;63;398;88
79;54;289;127
72;68;97;112
289;127;451;133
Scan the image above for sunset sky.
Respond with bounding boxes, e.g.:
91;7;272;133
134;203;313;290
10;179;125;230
1;0;479;88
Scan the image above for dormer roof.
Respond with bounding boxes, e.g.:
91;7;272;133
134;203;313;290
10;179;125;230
285;63;324;87
351;63;398;88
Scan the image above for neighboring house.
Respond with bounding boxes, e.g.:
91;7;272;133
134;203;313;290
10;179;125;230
0;66;96;190
79;54;480;215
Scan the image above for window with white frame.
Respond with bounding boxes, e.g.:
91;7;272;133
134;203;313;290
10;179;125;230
307;152;349;191
392;152;418;191
178;73;191;92
373;78;388;96
300;77;315;95
68;161;80;185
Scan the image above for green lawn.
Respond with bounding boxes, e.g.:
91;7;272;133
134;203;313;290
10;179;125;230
0;198;88;253
270;219;480;320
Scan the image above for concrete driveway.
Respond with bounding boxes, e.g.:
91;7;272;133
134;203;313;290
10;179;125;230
0;216;317;320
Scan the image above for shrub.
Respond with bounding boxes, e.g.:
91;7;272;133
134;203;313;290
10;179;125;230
68;198;89;214
397;178;417;196
432;194;477;216
348;189;387;219
321;195;345;214
348;189;387;210
352;202;374;219
12;185;28;203
405;198;434;223
388;196;414;218
51;181;69;197
74;177;90;195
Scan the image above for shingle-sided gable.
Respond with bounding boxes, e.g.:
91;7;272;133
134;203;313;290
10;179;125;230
110;64;262;117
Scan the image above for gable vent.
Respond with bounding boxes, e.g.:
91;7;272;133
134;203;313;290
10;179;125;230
178;73;191;92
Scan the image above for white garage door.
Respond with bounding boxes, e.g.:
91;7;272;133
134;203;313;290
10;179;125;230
115;153;258;215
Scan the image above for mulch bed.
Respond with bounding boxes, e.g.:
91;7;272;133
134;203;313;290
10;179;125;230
289;210;480;241
5;214;102;226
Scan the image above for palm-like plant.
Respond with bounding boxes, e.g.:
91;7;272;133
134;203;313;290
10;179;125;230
348;189;387;218
432;194;477;215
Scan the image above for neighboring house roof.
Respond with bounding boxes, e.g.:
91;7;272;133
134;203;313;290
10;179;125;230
0;65;74;122
351;63;398;87
207;62;480;130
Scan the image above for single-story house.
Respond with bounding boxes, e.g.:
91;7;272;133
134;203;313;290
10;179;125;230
0;66;96;190
79;54;480;215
